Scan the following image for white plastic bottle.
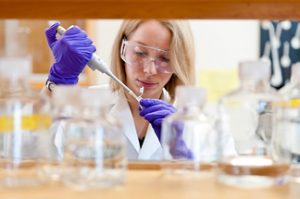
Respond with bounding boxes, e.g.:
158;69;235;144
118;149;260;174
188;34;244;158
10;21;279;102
0;57;51;187
217;60;289;188
161;86;217;173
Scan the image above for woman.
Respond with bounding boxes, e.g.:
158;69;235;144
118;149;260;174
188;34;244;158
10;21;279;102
44;20;195;160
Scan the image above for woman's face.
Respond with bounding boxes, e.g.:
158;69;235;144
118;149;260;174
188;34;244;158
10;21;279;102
124;20;173;99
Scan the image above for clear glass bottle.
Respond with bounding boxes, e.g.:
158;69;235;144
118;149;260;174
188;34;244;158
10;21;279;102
217;60;290;188
47;86;127;190
275;63;300;183
161;86;217;173
279;62;300;97
0;57;51;187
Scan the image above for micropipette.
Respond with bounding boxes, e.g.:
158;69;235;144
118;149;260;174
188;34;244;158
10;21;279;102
56;25;143;102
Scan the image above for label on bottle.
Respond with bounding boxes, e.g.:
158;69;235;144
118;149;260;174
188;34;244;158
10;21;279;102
0;114;52;132
273;99;300;108
289;99;300;107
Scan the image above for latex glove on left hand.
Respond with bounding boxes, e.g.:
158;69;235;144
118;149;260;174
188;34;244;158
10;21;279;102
139;99;176;141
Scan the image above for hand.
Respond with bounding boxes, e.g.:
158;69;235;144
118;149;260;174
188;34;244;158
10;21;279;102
139;99;193;160
169;122;194;160
139;98;176;141
45;22;96;84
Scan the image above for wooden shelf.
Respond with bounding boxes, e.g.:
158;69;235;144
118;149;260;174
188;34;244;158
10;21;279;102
0;0;300;19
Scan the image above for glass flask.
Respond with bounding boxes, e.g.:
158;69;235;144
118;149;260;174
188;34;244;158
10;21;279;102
0;57;51;187
48;86;127;190
217;60;290;188
275;63;300;183
161;86;217;173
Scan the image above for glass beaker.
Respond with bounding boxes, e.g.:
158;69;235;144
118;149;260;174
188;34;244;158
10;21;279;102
161;86;218;174
275;63;300;183
217;60;290;188
0;57;51;187
46;86;127;190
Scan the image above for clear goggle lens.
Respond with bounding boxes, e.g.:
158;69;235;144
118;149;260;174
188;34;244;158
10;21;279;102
120;40;173;74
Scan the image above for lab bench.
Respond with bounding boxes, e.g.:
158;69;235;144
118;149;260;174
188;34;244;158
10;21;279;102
0;162;299;199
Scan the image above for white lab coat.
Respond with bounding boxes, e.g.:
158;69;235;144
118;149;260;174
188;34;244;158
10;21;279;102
109;93;163;160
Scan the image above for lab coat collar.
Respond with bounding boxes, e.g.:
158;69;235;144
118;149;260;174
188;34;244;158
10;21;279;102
161;88;171;103
110;93;141;154
138;125;161;160
138;88;168;159
109;89;170;160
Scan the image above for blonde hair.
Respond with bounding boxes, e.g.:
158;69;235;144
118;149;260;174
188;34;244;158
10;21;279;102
110;20;195;102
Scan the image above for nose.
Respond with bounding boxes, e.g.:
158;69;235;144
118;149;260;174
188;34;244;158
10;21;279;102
143;59;158;75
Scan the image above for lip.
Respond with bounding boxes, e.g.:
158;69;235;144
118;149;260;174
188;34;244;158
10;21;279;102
137;79;158;89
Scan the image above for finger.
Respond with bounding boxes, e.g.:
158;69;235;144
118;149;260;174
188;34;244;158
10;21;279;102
153;118;163;126
64;26;82;36
142;110;171;122
45;22;60;47
139;104;175;116
140;108;171;120
140;98;170;107
77;46;97;58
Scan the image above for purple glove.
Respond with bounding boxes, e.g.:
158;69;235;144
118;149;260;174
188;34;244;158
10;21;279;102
139;98;176;141
139;99;193;160
45;22;96;84
169;122;194;160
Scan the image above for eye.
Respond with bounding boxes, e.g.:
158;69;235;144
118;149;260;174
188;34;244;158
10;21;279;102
134;51;147;57
158;56;170;63
133;48;148;58
131;45;147;56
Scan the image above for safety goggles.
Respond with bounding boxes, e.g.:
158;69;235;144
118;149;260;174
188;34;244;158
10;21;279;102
120;39;173;74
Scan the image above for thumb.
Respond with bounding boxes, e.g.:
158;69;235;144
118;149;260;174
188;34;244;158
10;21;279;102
45;22;60;47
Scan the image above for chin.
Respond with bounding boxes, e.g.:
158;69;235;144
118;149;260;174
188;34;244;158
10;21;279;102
142;89;162;99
